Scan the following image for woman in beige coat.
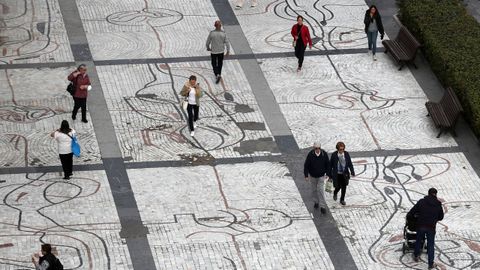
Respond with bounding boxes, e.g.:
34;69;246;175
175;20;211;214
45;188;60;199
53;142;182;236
180;75;203;137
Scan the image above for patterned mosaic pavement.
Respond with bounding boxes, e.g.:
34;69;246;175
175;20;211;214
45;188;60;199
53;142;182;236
1;0;479;269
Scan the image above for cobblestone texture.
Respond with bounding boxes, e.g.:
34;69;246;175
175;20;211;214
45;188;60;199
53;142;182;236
0;0;73;64
77;0;227;60
0;67;101;167
260;54;457;152
232;0;383;53
128;162;334;270
97;61;279;162
0;171;132;269
328;153;480;269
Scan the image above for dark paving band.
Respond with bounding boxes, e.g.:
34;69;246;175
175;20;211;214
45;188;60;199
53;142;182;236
57;0;156;269
211;1;358;269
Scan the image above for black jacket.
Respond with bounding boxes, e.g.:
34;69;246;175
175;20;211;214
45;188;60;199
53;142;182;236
304;149;330;178
364;10;385;35
408;195;444;230
329;151;355;187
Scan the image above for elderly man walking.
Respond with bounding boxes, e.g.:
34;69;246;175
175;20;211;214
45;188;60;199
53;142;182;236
304;142;330;214
408;188;444;269
206;20;230;84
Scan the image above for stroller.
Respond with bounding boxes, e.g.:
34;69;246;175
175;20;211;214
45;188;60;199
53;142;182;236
402;212;425;254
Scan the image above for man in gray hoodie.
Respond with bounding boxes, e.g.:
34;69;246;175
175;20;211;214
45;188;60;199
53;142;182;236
206;20;230;84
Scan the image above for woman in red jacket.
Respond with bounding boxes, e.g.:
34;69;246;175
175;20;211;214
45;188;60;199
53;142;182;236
291;15;312;72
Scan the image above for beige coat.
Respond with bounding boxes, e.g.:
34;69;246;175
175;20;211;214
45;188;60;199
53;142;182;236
180;82;203;105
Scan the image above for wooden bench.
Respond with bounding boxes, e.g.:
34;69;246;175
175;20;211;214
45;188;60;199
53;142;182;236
382;26;421;70
425;87;463;138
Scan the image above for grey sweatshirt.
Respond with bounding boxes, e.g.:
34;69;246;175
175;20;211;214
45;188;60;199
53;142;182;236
206;29;230;54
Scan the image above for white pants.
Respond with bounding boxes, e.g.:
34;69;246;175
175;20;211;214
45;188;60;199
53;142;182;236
236;0;257;7
310;177;326;207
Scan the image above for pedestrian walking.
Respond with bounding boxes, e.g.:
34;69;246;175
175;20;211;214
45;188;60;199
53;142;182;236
408;188;444;269
31;243;63;270
235;0;257;8
304;142;330;214
68;64;91;123
329;141;355;205
291;15;312;72
364;5;385;61
180;75;203;137
51;120;76;180
206;20;230;84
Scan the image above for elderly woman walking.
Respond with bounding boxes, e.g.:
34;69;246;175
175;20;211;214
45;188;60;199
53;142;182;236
329;141;355;205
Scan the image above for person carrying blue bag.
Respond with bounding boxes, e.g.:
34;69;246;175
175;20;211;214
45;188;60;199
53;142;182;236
50;120;80;180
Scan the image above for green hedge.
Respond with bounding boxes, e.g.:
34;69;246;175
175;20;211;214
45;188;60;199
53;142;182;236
399;0;480;137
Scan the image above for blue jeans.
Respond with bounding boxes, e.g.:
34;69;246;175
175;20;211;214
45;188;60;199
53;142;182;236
414;228;436;267
367;31;378;55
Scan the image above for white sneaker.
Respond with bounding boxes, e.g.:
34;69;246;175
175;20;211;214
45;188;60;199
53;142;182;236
251;3;257;7
190;131;195;137
373;54;377;61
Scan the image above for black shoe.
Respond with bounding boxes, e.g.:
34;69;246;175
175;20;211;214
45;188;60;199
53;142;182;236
428;263;437;269
215;75;221;84
314;203;319;209
340;200;346;206
63;176;70;180
72;115;76;120
333;193;337;201
320;207;326;214
81;119;88;123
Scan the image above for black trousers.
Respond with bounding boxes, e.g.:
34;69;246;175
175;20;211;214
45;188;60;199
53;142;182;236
294;43;306;68
334;173;347;201
211;53;224;76
72;97;87;121
187;104;199;131
59;153;73;177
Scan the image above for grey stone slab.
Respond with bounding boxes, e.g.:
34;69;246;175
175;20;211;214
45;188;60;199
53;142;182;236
0;62;75;70
0;163;104;175
70;44;93;62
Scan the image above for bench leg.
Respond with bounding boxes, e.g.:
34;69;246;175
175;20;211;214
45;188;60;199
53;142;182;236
412;61;418;69
436;129;443;138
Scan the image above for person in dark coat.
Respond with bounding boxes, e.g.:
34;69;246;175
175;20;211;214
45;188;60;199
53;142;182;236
408;188;444;269
329;141;355;206
304;142;330;214
68;64;91;123
364;5;385;61
32;244;63;270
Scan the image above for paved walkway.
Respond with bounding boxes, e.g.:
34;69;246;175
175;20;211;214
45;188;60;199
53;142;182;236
1;0;480;269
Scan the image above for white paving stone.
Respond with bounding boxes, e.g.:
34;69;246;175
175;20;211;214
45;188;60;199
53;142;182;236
260;54;457;152
128;162;334;270
77;0;227;60
0;171;132;269
328;153;480;269
0;0;73;64
97;61;279;161
232;0;384;53
0;68;101;167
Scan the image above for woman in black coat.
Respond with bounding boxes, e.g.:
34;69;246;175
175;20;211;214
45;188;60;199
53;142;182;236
329;141;355;205
364;5;385;61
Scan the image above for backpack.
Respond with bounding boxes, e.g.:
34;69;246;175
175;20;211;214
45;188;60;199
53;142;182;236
43;254;64;270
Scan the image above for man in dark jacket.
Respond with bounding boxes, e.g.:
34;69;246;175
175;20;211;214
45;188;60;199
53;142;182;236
32;243;63;270
408;188;444;269
304;142;330;213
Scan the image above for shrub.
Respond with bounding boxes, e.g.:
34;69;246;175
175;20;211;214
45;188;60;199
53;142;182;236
399;0;480;137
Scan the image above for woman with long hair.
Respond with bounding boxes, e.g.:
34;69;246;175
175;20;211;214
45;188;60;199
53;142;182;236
50;120;75;179
364;5;385;61
291;15;312;71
